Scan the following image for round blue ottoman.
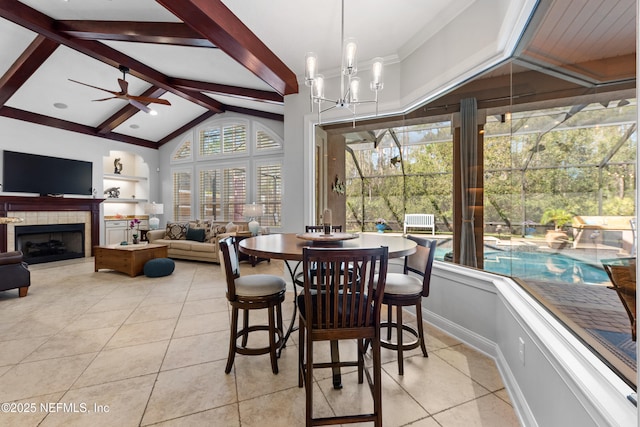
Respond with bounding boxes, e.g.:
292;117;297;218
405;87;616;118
144;258;175;278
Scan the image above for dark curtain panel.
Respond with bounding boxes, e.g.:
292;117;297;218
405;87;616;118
459;98;478;267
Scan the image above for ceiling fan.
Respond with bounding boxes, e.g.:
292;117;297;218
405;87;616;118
69;65;171;114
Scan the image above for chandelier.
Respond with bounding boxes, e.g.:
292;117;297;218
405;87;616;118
304;0;384;125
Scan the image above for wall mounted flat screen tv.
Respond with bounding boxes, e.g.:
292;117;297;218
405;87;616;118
3;151;92;196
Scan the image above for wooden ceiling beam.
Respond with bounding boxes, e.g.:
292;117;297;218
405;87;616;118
0;35;59;105
224;105;283;122
0;0;225;114
97;86;169;134
171;77;283;103
156;0;298;96
0;106;158;148
56;20;215;48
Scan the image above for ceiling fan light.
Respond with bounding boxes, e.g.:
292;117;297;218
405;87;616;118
149;109;158;116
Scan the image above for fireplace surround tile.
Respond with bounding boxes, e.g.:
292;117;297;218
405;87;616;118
8;211;92;258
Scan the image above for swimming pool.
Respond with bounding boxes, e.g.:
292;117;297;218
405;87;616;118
435;247;610;285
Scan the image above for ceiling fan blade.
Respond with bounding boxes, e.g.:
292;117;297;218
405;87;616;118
118;78;128;95
92;97;118;102
68;79;118;96
128;95;171;106
129;99;152;114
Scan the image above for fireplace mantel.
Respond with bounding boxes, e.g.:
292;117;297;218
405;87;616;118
0;196;104;254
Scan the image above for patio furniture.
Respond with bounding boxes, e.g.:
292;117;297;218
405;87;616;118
403;213;435;235
219;236;286;374
602;257;636;341
298;245;389;426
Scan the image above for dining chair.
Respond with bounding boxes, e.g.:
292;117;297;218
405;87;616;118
294;225;344;289
378;236;436;375
219;236;286;374
298;245;388;426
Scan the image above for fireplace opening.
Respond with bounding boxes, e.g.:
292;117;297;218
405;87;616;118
15;223;85;264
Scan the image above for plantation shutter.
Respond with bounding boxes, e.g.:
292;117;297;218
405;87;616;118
173;140;191;161
172;171;191;221
199;169;220;220
256;129;281;150
222;167;246;221
200;128;221;156
256;163;282;227
222;124;247;153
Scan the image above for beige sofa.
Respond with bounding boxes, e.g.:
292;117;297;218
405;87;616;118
147;220;249;263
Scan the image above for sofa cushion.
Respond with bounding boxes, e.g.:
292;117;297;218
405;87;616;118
170;240;193;251
186;227;206;242
188;242;217;253
166;222;188;240
188;219;213;241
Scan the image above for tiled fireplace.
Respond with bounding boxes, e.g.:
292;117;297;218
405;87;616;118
0;196;103;259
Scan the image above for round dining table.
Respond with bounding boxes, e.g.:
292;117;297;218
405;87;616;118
239;232;417;388
238;232;417;262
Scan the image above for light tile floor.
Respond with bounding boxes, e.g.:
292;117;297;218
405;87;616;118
0;258;521;426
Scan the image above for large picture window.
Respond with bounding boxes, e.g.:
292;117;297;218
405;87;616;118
173;118;283;227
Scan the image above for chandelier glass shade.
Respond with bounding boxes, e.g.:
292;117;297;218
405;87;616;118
304;0;384;125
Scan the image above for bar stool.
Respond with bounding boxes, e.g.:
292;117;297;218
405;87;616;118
219;236;286;374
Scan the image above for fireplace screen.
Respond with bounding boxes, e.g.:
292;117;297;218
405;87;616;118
15;223;85;264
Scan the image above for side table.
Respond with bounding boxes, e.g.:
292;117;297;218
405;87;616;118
234;233;270;267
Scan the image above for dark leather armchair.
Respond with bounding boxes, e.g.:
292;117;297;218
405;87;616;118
0;251;31;297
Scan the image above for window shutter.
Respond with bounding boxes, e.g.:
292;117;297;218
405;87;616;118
200;128;221;156
172;171;191;221
256;163;282;226
256;129;281;150
173;140;192;161
222;124;247;153
199;169;220;220
222;167;246;221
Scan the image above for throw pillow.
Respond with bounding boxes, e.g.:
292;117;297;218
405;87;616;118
185;227;206;242
225;222;237;233
166;222;188;240
188;219;212;240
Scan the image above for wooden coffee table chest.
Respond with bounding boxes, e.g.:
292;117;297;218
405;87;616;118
94;243;168;277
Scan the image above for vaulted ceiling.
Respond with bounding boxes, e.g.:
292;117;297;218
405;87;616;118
0;0;636;149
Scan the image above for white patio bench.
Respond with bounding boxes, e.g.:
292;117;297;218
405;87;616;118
403;214;435;235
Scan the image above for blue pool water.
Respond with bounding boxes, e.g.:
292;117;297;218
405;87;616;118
435;248;610;285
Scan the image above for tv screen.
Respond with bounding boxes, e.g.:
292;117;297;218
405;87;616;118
3;151;92;196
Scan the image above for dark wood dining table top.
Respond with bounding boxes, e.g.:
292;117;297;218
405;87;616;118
238;232;417;261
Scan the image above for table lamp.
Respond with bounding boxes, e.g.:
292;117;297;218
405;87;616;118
145;202;164;230
244;203;263;236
